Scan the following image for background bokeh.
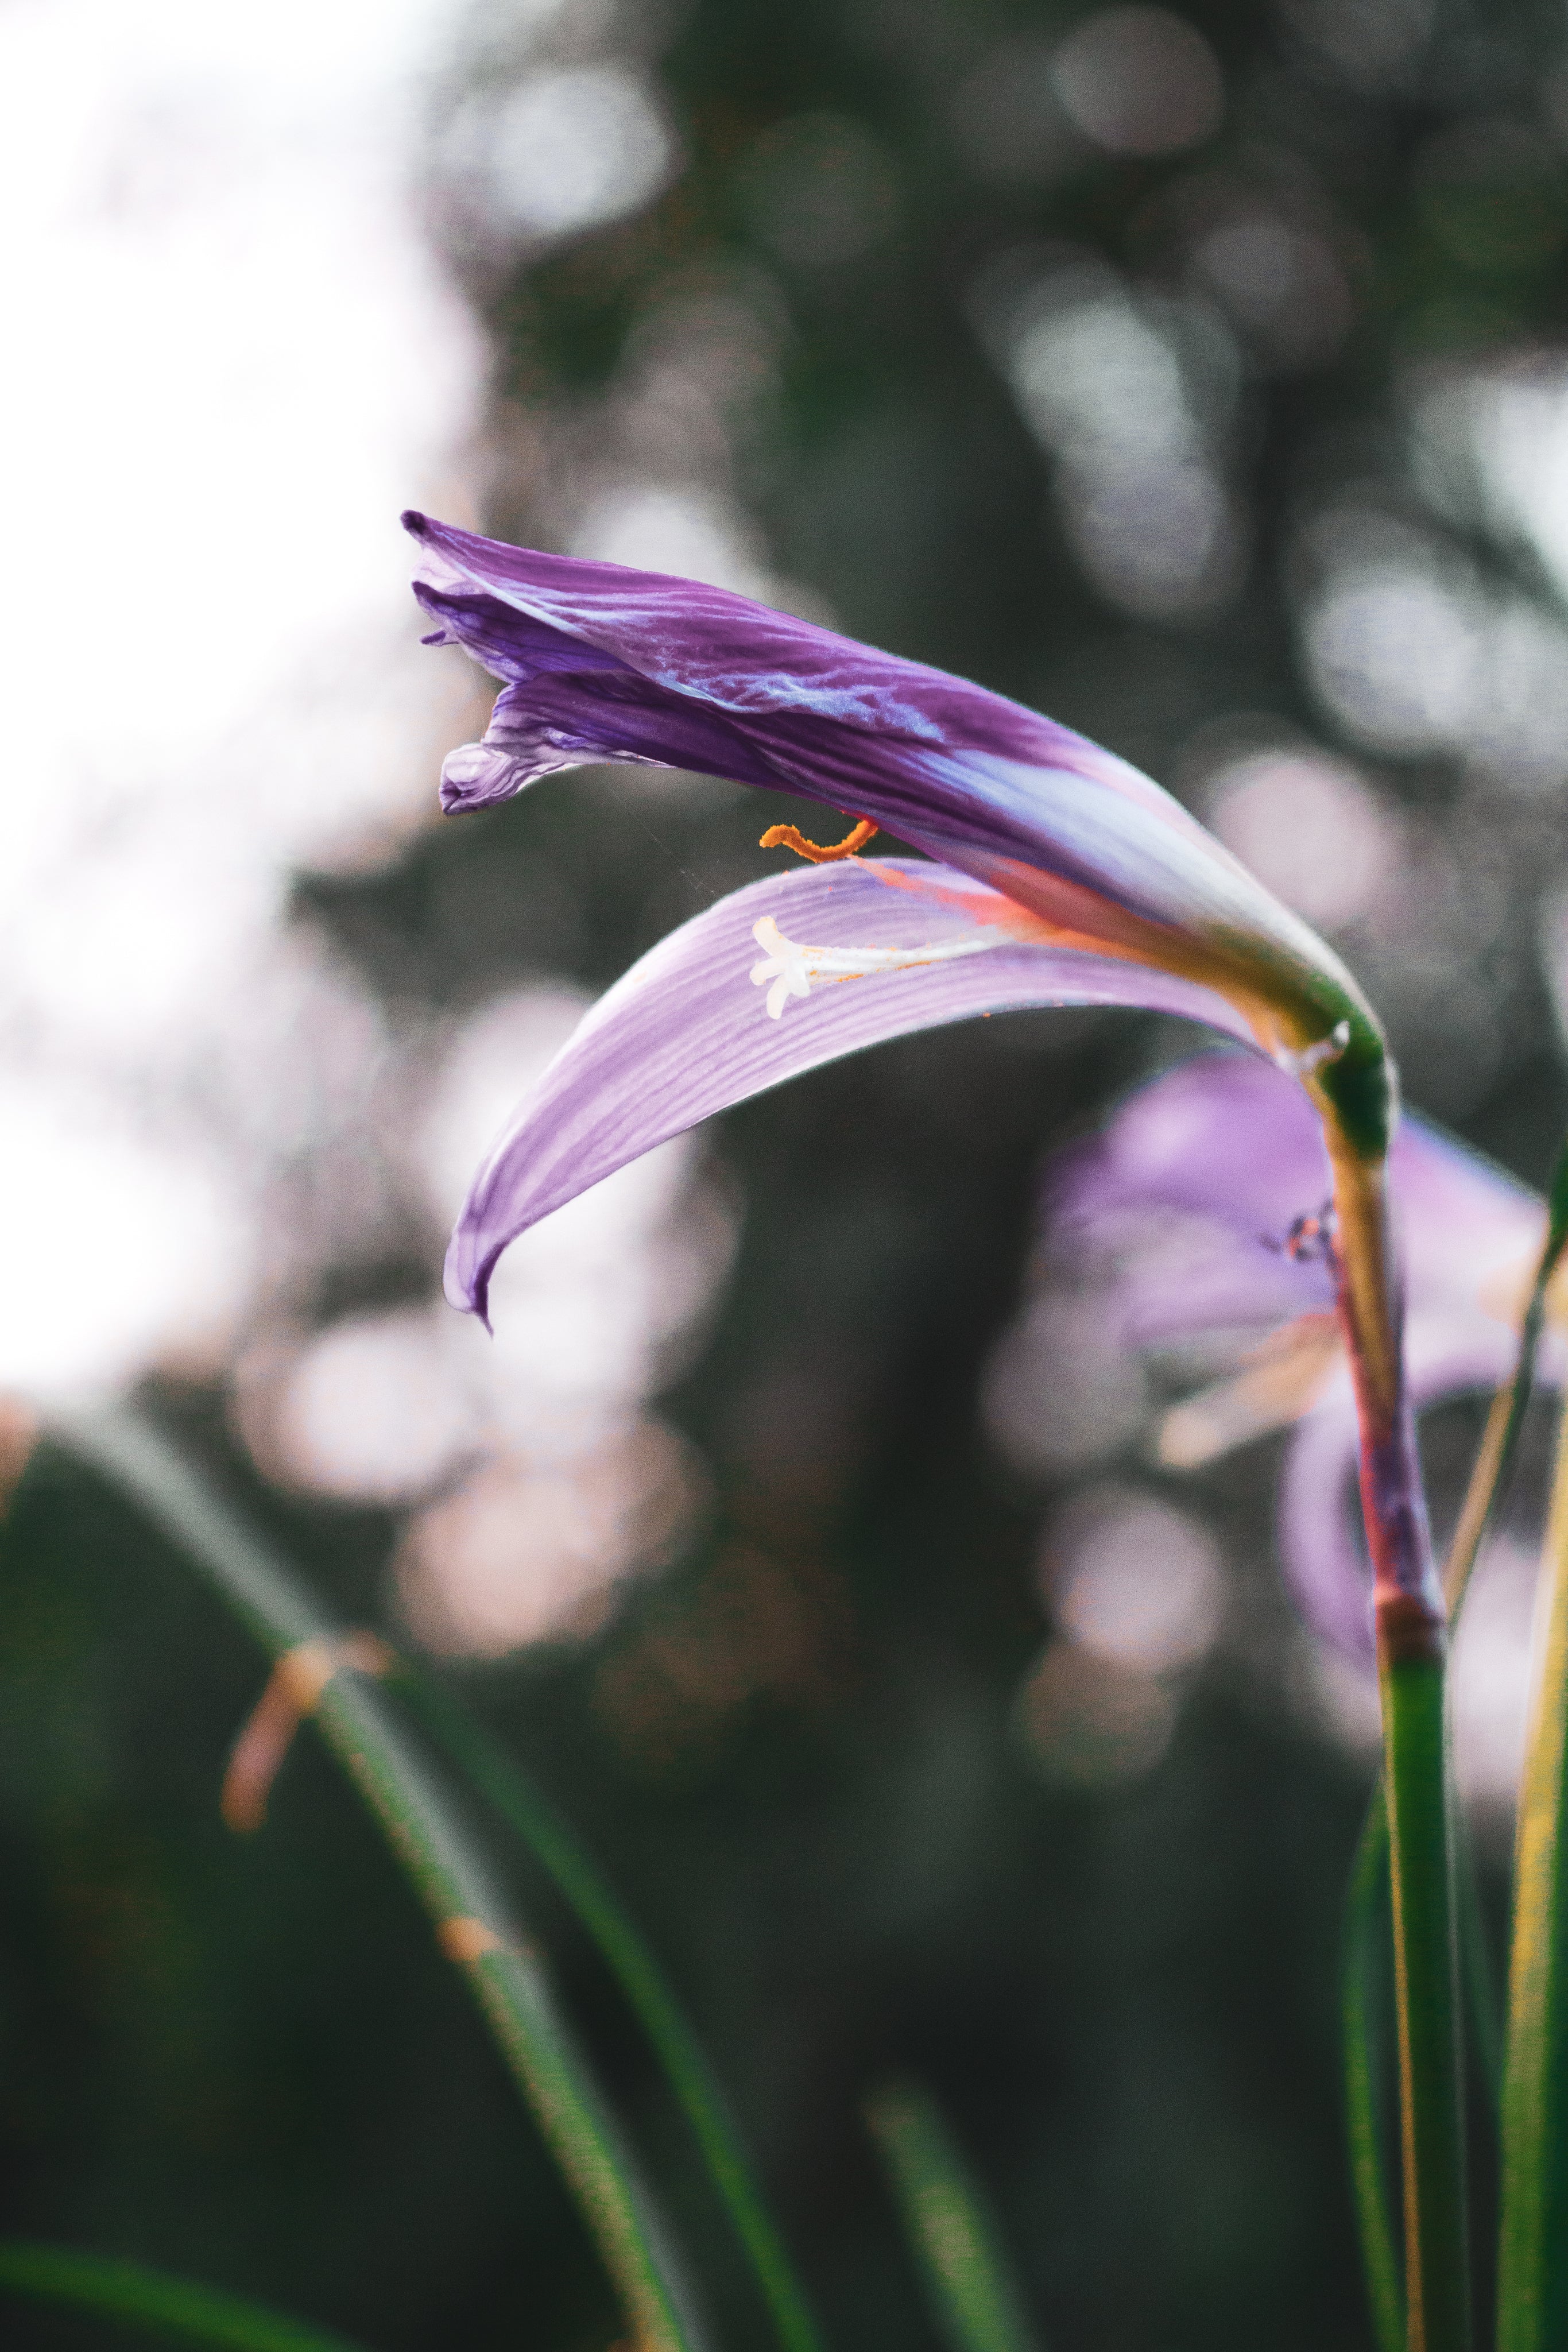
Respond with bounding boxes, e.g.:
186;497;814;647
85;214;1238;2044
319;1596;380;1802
5;0;1568;2342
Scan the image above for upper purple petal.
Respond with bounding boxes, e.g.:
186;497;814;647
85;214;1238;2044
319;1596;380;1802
444;858;1260;1324
405;513;1375;1057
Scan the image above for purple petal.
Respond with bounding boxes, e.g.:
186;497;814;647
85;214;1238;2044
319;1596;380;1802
445;858;1260;1324
1276;1381;1371;1663
1051;1050;1546;1347
1393;1115;1546;1308
405;513;1373;1055
1054;1050;1331;1232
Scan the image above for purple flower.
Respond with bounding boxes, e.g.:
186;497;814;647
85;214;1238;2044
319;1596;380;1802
406;517;1443;1658
404;512;1384;1127
1046;1052;1554;1661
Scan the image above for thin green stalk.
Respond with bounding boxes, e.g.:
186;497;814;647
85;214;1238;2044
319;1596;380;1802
864;2080;1040;2352
0;2242;373;2352
395;1672;824;2352
1497;1398;1568;2351
1381;1643;1469;2352
1344;1798;1403;2352
1341;1154;1568;2342
48;1406;706;2352
1344;1401;1515;2346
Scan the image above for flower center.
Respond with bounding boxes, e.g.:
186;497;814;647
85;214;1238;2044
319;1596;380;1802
749;914;1002;1019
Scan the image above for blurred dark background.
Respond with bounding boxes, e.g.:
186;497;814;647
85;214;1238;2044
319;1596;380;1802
8;0;1568;2344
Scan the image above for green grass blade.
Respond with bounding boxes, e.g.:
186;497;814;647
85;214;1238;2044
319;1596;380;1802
0;2242;371;2351
864;2079;1040;2352
1497;1398;1568;2352
396;1672;824;2352
1344;1793;1404;2352
45;1408;707;2352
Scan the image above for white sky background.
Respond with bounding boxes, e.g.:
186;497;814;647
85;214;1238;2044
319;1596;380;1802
0;0;487;1397
0;0;733;1648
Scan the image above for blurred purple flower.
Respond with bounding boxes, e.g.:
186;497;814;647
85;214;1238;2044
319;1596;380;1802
1047;1053;1555;1661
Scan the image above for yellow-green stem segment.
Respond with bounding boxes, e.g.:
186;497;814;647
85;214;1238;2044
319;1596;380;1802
1497;1400;1568;2351
1344;1802;1403;2352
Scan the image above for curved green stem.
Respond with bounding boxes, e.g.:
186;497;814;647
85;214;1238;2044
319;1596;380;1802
395;1673;824;2352
0;2241;373;2351
47;1407;706;2352
864;2080;1040;2352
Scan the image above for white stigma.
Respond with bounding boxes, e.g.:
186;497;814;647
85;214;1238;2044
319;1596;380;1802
749;914;1002;1019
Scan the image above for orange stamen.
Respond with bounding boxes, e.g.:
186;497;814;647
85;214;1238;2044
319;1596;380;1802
759;815;878;863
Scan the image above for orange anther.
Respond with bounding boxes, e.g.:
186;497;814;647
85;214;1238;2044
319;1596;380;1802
759;815;878;863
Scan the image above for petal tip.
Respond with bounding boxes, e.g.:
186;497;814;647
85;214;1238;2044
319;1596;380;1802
438;741;524;813
443;1248;493;1331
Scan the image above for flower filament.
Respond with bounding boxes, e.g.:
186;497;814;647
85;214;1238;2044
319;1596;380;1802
750;914;1002;1019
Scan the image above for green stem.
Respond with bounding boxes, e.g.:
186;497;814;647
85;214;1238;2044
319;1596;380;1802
0;2242;372;2351
1453;1809;1502;2108
394;1673;824;2352
864;2080;1040;2352
48;1406;706;2352
1382;1646;1469;2352
1342;1154;1567;2344
1497;1399;1568;2352
1344;1797;1403;2352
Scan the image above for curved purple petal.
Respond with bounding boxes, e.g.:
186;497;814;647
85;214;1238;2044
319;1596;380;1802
1394;1115;1546;1307
1276;1378;1370;1663
1054;1049;1332;1235
405;513;1376;1065
446;858;1260;1324
1052;1051;1339;1344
